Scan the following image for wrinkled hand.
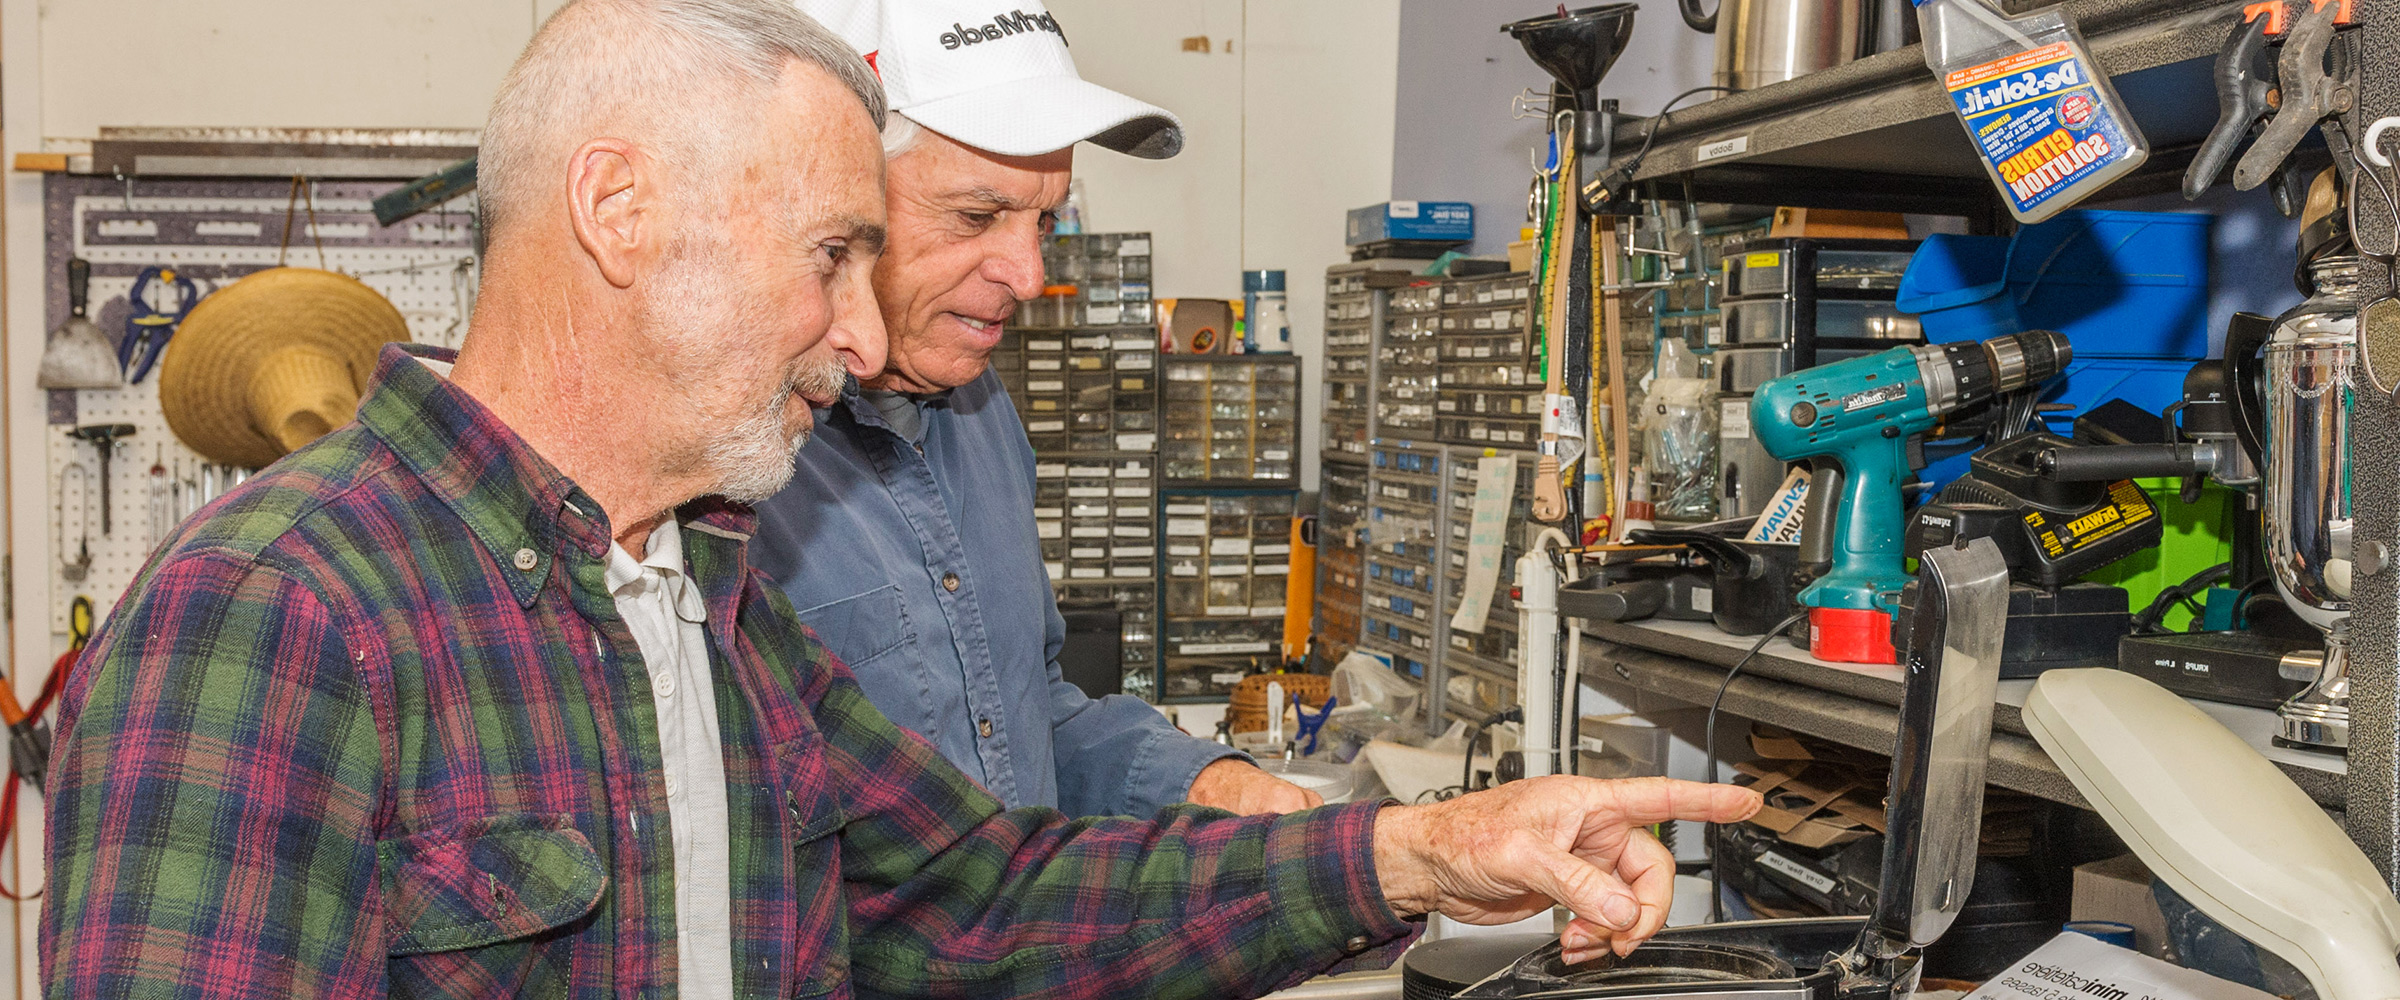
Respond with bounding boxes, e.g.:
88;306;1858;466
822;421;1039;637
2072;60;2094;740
1372;775;1761;964
1187;758;1324;815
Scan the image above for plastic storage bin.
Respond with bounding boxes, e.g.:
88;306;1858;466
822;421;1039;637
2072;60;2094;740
1896;210;2212;358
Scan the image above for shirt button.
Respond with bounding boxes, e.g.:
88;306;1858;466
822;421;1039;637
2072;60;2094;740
664;772;679;796
513;548;538;571
977;718;994;739
653;671;676;699
941;571;961;592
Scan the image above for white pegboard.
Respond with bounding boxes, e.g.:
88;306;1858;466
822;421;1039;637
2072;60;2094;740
42;177;479;637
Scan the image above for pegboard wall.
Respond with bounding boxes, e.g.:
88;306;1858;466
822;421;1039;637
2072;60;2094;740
41;175;479;639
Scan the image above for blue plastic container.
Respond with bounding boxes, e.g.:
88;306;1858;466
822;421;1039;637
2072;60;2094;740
1897;210;2214;359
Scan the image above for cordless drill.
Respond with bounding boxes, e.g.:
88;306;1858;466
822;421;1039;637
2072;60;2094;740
1752;330;2071;663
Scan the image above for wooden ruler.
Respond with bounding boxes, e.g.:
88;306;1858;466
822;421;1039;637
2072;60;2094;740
1531;186;1576;524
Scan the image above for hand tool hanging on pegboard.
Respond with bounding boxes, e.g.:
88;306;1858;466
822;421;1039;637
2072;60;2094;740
118;265;201;385
57;463;91;584
37;257;122;391
69;424;136;535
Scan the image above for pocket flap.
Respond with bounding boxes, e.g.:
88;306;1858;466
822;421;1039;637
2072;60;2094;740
379;814;608;955
793;585;913;669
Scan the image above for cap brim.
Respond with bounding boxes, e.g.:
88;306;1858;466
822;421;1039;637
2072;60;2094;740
900;74;1184;159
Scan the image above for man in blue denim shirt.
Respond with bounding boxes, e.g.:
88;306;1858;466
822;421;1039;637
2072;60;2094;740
750;0;1314;817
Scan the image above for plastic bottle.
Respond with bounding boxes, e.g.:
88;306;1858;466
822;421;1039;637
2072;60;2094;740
1915;0;2146;223
1243;269;1292;354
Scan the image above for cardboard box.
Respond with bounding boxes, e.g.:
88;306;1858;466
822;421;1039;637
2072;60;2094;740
2072;854;2169;958
1347;201;1474;246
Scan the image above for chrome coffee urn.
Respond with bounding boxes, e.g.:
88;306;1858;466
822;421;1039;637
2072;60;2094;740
2228;254;2363;751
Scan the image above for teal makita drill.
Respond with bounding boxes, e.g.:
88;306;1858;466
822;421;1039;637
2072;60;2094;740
1752;330;2071;663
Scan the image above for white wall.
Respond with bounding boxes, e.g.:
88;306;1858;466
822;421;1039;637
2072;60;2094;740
1047;0;1400;489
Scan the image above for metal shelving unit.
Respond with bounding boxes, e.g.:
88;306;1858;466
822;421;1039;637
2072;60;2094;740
1598;0;2249;218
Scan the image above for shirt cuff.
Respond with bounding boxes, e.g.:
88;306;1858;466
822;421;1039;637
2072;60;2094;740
1260;799;1422;988
1123;729;1249;816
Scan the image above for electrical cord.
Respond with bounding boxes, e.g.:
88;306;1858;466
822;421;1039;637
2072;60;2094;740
1459;707;1526;797
1606;86;1740;193
1703;608;1812;924
2129;562;2232;635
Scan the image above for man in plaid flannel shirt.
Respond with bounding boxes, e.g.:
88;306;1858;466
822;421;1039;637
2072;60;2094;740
42;2;1761;998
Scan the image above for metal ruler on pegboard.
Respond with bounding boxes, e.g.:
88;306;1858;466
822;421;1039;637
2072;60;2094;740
40;175;479;637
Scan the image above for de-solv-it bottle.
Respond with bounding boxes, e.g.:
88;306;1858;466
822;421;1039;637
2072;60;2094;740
1916;0;2146;222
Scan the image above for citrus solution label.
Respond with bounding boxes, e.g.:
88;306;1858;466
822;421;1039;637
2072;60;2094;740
1945;41;2140;218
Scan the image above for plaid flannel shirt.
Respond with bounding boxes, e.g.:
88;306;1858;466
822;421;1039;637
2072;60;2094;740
44;344;1413;999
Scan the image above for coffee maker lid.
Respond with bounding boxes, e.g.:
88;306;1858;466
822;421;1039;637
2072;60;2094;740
2026;669;2400;1000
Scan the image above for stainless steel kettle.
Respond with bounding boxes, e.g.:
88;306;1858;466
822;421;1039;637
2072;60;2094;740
1678;0;1912;90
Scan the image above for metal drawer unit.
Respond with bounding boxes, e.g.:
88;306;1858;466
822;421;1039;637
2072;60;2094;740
1313;460;1370;666
1031;455;1161;697
1161;355;1301;484
1709;237;1921;519
1159;489;1298;701
1374;281;1445;436
1023;231;1154;328
1322;263;1384;465
1436;447;1546;726
1359;440;1450;692
1435;272;1539;448
1006;327;1159;454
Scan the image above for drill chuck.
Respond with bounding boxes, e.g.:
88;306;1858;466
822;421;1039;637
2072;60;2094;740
1911;330;2073;417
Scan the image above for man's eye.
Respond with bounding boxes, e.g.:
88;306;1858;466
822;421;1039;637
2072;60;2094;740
960;211;997;229
821;242;849;266
1038;211;1059;236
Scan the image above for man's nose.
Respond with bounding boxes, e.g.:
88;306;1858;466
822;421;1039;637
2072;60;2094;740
985;228;1048;305
829;270;888;378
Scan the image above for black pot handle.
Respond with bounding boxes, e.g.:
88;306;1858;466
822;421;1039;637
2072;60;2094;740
1681;0;1718;33
1628;528;1757;577
2221;311;2274;471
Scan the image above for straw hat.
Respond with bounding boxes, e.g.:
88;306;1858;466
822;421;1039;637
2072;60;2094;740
159;267;411;468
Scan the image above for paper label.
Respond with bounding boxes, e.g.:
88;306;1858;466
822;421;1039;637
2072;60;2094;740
1249;605;1285;617
1186;641;1271;656
1964;932;2274;1000
1692;587;1714;614
1720;398;1753;439
1448;454;1519;633
1944;40;2139;218
1695;134;1750;163
1744;468;1815;544
1757;851;1834;893
1744;252;1781;269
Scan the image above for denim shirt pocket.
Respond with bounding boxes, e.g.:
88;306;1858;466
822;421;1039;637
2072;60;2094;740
794;585;916;671
378;813;607;996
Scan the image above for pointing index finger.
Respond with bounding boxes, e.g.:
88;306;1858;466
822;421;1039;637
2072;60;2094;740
1592;777;1762;828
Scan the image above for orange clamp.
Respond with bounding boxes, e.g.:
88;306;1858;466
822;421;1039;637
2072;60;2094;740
2244;0;2286;34
2309;0;2353;23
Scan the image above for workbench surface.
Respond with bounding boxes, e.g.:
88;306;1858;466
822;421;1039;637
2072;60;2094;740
1578;618;2347;811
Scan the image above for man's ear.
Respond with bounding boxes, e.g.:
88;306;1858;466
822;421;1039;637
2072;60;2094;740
566;138;649;289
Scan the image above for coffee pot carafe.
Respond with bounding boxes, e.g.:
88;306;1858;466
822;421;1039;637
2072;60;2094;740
2227;255;2362;751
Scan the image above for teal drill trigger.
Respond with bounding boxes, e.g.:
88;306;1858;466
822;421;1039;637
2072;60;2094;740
1754;330;2072;663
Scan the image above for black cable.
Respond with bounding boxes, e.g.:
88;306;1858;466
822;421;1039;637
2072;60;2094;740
2129;562;2232;635
1704;608;1812;924
1460;707;1524;796
1610;86;1740;191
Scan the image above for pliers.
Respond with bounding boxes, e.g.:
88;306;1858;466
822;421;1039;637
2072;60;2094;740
118;265;199;384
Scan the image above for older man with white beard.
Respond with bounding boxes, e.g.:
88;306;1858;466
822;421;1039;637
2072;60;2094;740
43;2;1760;997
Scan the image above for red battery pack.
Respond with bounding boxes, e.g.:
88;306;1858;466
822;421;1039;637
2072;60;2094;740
1809;607;1897;664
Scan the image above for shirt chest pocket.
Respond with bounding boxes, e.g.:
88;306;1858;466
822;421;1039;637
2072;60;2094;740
794;585;916;672
378;814;607;999
778;736;850;998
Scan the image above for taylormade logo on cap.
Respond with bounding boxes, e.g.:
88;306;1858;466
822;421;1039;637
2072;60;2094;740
940;10;1068;50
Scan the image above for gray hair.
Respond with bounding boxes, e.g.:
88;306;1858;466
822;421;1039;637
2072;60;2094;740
479;0;887;236
882;112;925;159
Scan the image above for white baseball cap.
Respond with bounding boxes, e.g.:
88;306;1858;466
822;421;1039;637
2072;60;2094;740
795;0;1184;159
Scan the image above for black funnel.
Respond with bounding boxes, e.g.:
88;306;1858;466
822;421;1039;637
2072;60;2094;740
1503;5;1639;99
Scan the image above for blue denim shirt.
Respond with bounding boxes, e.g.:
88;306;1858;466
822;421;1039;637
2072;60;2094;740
750;369;1240;816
